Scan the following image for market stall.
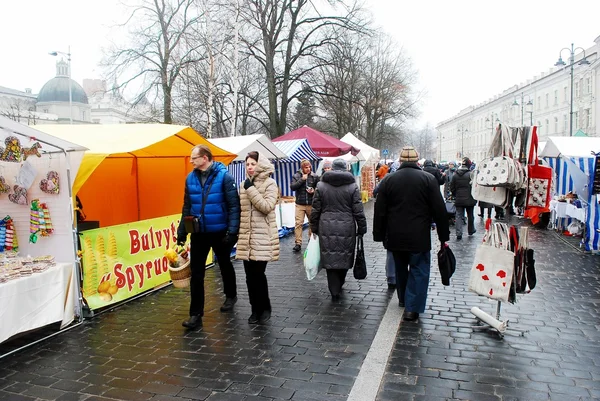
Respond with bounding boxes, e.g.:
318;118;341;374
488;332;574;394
210;134;288;187
34;124;236;311
273;126;360;157
539;136;600;252
0;116;87;346
340;133;380;198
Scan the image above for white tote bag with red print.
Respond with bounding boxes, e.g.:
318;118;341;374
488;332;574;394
468;223;514;302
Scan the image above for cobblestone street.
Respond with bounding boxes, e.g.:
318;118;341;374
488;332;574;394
1;202;599;401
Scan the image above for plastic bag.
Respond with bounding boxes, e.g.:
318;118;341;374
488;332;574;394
303;234;321;280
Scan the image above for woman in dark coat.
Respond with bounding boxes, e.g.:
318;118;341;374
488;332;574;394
310;159;367;301
450;157;477;240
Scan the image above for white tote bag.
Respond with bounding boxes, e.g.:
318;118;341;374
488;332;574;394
303;234;321;280
468;223;515;302
471;170;509;206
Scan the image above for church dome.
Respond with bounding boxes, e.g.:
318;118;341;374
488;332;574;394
37;60;89;104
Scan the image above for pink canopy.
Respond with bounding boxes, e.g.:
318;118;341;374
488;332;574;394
273;126;360;157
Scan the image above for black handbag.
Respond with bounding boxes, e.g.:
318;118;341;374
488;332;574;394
353;236;367;280
437;243;456;286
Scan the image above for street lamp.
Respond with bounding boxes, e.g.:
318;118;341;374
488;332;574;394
511;93;533;126
49;46;72;124
555;43;590;136
457;124;468;158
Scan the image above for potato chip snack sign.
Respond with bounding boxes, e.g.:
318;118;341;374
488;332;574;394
81;214;212;310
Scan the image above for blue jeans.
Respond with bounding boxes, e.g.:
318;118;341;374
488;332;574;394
386;251;395;284
392;251;431;313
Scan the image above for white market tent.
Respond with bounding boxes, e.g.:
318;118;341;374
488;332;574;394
210;134;288;162
340;133;380;163
539;136;600;252
210;134;288;187
0;116;88;349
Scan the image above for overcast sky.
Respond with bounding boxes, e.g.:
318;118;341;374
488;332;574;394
2;0;599;129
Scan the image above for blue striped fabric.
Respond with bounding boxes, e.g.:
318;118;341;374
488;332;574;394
545;156;599;252
227;139;322;197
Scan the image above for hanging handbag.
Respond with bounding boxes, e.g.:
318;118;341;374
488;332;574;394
468;223;515;302
477;125;519;188
526;127;552;209
353;235;367;280
471;170;510;207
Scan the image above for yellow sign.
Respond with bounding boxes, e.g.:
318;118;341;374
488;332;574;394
80;214;213;310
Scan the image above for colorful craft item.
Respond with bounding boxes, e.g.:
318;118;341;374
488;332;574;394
0;216;19;252
29;199;54;243
0;136;23;162
40;171;60;194
0;176;8;194
22;142;42;160
8;185;27;205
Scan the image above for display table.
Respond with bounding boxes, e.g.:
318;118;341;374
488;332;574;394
0;263;76;344
550;200;585;222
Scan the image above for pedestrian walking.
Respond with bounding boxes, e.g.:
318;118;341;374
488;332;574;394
442;161;457;199
290;159;319;253
321;159;332;174
423;159;445;185
177;144;241;330
309;159;367;301
478;200;493;219
450;157;477;240
373;146;450;322
236;151;279;325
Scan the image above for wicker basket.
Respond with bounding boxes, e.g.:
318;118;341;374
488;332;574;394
169;260;191;288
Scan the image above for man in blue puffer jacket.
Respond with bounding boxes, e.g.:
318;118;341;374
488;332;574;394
177;144;241;330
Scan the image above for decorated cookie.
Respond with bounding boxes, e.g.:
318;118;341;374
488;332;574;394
0;176;8;194
40;171;60;194
8;185;27;205
0;136;23;162
23;142;42;160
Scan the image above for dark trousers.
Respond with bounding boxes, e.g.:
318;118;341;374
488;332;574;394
392;251;431;313
243;260;271;315
326;269;348;297
455;205;475;236
189;231;237;316
479;206;492;218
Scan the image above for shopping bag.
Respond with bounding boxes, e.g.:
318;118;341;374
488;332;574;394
353;236;367;280
471;170;509;207
526;127;552;209
445;200;456;215
303;234;321;280
437;243;456;286
468;223;515;302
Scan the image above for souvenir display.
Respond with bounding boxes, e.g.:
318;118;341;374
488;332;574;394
40;171;60;194
8;185;27;205
0;136;23;162
0;176;8;194
22;142;42;160
0;216;19;252
0;255;56;283
29;199;54;243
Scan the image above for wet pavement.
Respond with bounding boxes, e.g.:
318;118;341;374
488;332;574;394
1;202;599;401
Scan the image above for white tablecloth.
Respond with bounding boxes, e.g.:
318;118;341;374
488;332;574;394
550;200;586;222
0;263;75;344
277;202;307;228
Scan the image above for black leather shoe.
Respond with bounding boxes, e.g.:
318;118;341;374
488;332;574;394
387;283;396;290
248;313;259;324
258;310;271;324
403;312;419;322
182;315;202;329
293;244;301;252
468;230;477;236
220;296;238;312
331;294;340;302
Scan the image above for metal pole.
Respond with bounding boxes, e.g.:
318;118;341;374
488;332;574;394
68;45;73;124
569;43;574;137
520;92;524;127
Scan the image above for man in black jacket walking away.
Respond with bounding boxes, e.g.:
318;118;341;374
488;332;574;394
373;146;450;322
449;157;477;240
423;159;445;186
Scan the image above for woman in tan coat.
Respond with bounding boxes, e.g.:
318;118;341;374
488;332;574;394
236;151;280;324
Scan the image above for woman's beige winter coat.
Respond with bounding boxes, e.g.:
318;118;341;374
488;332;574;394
236;153;280;262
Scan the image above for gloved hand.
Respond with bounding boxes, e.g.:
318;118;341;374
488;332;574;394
223;232;238;245
177;235;186;246
243;178;254;190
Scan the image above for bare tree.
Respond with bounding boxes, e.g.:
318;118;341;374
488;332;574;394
0;98;36;124
241;0;363;138
102;0;204;124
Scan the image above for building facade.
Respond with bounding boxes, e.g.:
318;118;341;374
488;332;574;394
0;61;149;125
437;35;600;163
